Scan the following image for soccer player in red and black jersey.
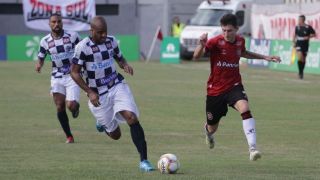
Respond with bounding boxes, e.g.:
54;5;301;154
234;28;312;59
193;14;281;161
292;15;316;79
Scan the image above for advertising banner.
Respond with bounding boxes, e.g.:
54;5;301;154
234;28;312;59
7;35;139;62
270;40;320;74
116;35;139;62
251;3;320;40
0;36;6;61
22;0;95;31
160;37;180;64
247;39;270;67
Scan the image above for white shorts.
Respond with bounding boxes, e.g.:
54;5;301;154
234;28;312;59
50;75;80;102
88;82;139;133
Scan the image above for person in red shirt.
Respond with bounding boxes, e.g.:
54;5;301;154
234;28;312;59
193;14;281;161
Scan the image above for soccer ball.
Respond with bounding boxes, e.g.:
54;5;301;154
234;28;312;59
157;153;180;174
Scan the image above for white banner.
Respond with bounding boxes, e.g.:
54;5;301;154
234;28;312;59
23;0;96;31
251;3;320;40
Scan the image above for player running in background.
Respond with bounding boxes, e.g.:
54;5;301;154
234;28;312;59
71;16;154;172
292;15;316;79
35;13;81;144
193;14;281;161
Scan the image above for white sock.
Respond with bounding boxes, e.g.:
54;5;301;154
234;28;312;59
242;118;257;150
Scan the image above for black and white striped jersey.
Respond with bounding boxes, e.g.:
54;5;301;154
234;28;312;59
38;31;81;78
72;36;124;95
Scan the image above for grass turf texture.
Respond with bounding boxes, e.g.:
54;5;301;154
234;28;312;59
0;61;319;180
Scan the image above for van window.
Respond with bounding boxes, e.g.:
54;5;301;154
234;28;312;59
189;9;232;26
235;11;244;26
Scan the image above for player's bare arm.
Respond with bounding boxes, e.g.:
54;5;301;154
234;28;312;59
193;33;208;59
35;59;44;73
115;56;133;76
241;50;281;63
71;64;100;107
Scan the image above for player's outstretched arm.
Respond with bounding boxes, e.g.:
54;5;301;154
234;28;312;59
241;50;281;63
193;33;208;60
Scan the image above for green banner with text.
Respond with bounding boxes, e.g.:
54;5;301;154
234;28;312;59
270;40;320;74
7;35;139;62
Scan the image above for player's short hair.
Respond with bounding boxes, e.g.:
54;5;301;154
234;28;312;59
220;13;238;27
50;12;62;19
299;15;306;21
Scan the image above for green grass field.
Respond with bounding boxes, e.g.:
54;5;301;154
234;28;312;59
0;61;319;180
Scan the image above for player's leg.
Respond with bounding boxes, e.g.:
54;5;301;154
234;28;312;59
119;110;153;171
53;93;74;143
233;100;261;161
65;76;80;118
228;85;261;160
112;83;153;171
205;95;227;149
296;50;305;79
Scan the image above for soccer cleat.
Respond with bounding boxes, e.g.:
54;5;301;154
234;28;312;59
65;136;74;144
139;160;155;172
249;149;262;161
204;124;215;149
72;103;80;118
96;123;105;132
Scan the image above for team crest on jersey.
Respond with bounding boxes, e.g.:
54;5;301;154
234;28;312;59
221;49;227;55
207;112;213;120
63;37;71;44
218;40;225;46
91;45;100;53
48;40;55;48
106;41;112;49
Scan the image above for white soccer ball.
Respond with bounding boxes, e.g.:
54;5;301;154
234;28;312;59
157;153;180;174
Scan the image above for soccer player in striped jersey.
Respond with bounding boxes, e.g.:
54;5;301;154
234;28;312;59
194;14;281;161
35;13;81;144
71;16;154;172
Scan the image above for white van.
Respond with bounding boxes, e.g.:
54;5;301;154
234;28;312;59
180;0;283;59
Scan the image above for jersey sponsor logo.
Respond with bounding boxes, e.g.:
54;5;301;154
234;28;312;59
51;52;74;61
48;40;55;48
96;72;117;86
58;64;71;73
91;46;100;53
216;61;239;68
90;60;113;70
63;37;71;44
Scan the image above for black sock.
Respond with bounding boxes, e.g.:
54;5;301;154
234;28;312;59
130;122;147;161
297;61;303;75
57;111;72;137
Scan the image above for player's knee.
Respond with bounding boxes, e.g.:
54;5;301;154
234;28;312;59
109;133;121;140
122;111;138;125
206;112;221;125
108;127;121;140
56;104;66;112
241;110;253;120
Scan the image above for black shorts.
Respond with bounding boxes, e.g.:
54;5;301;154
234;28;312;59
295;41;309;56
206;85;248;125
